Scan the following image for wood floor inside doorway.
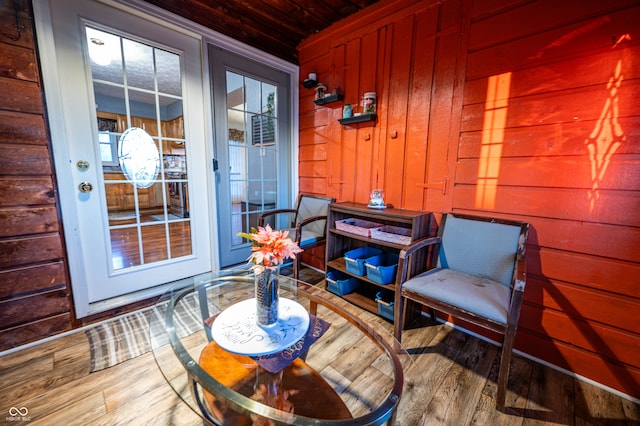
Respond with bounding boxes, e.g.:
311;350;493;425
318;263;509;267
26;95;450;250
1;269;638;425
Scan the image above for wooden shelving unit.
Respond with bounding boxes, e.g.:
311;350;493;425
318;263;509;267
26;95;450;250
325;202;433;326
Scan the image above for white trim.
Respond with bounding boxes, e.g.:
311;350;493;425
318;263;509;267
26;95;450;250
424;312;640;405
33;0;91;317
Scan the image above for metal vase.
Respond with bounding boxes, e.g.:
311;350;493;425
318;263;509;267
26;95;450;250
255;266;280;327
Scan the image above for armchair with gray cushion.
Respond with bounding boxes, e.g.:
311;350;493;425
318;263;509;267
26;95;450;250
259;193;335;280
394;212;529;411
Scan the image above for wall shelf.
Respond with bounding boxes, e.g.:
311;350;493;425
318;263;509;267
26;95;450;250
338;114;377;125
313;94;344;105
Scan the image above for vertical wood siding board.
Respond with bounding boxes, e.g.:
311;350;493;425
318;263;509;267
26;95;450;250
373;26;393;205
445;0;471;214
460;79;640;133
459;117;640;158
466;6;640;80
339;38;362;202
326;45;346;200
453;185;640;227
456;156;640;191
514;329;640;399
354;31;378;204
429;33;459;207
0;206;59;237
0;262;66;299
384;15;413;209
368;26;388;200
519;303;640;368
300;0;425;53
0;144;53;176
469;0;640;53
403;8;438;211
464;44;640;106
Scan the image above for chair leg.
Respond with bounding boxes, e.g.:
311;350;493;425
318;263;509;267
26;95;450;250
496;328;517;411
393;293;405;343
293;257;299;281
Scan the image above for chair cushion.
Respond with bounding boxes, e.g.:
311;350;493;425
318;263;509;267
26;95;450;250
402;268;510;324
438;215;522;288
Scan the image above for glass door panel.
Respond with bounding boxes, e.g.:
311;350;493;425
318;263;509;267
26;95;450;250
88;26;192;271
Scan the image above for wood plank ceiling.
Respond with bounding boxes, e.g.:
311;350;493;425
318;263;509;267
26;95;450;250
142;0;381;63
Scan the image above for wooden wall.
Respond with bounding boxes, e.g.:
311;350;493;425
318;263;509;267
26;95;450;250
298;0;640;399
0;0;74;350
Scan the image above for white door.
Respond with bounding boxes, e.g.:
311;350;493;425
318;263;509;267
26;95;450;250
34;0;211;316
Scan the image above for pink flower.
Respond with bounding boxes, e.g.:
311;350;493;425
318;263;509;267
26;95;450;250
237;225;303;273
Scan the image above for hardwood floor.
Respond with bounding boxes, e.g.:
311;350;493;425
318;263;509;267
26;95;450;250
1;271;638;425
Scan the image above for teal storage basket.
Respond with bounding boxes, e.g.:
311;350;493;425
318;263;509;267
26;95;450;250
365;253;399;284
326;271;360;296
344;247;383;276
375;290;395;321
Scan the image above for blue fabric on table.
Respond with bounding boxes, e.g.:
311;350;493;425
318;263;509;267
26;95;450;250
252;314;330;373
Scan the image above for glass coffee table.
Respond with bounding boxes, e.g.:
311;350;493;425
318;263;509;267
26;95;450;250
150;270;421;425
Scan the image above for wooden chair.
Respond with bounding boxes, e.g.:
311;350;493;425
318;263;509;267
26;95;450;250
393;212;529;411
259;194;335;280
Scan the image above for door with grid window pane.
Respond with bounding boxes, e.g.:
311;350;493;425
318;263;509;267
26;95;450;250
209;47;291;267
38;0;211;315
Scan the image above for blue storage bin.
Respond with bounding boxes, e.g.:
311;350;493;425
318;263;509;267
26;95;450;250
326;270;360;296
365;253;399;284
376;291;394;321
344;247;383;276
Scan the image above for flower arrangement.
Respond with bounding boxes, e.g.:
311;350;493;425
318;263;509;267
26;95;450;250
238;225;303;274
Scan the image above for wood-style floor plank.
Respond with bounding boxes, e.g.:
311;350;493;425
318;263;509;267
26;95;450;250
1;272;638;425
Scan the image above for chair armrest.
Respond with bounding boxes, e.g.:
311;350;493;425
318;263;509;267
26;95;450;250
396;236;441;286
514;252;527;292
259;209;296;227
399;236;441;260
294;215;328;241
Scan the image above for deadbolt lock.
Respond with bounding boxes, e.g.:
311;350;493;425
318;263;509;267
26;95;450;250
78;182;93;193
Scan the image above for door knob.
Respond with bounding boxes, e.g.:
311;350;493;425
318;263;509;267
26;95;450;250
78;182;93;193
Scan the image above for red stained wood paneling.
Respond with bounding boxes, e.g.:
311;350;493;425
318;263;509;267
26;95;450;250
298;0;640;399
515;330;640;399
519;303;639;368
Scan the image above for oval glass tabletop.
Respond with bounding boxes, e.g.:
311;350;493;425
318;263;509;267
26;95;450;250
150;270;422;425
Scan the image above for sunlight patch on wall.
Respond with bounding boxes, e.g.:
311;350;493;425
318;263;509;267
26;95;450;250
585;59;625;213
475;72;511;210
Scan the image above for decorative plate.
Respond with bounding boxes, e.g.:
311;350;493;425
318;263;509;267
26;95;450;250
210;298;310;357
